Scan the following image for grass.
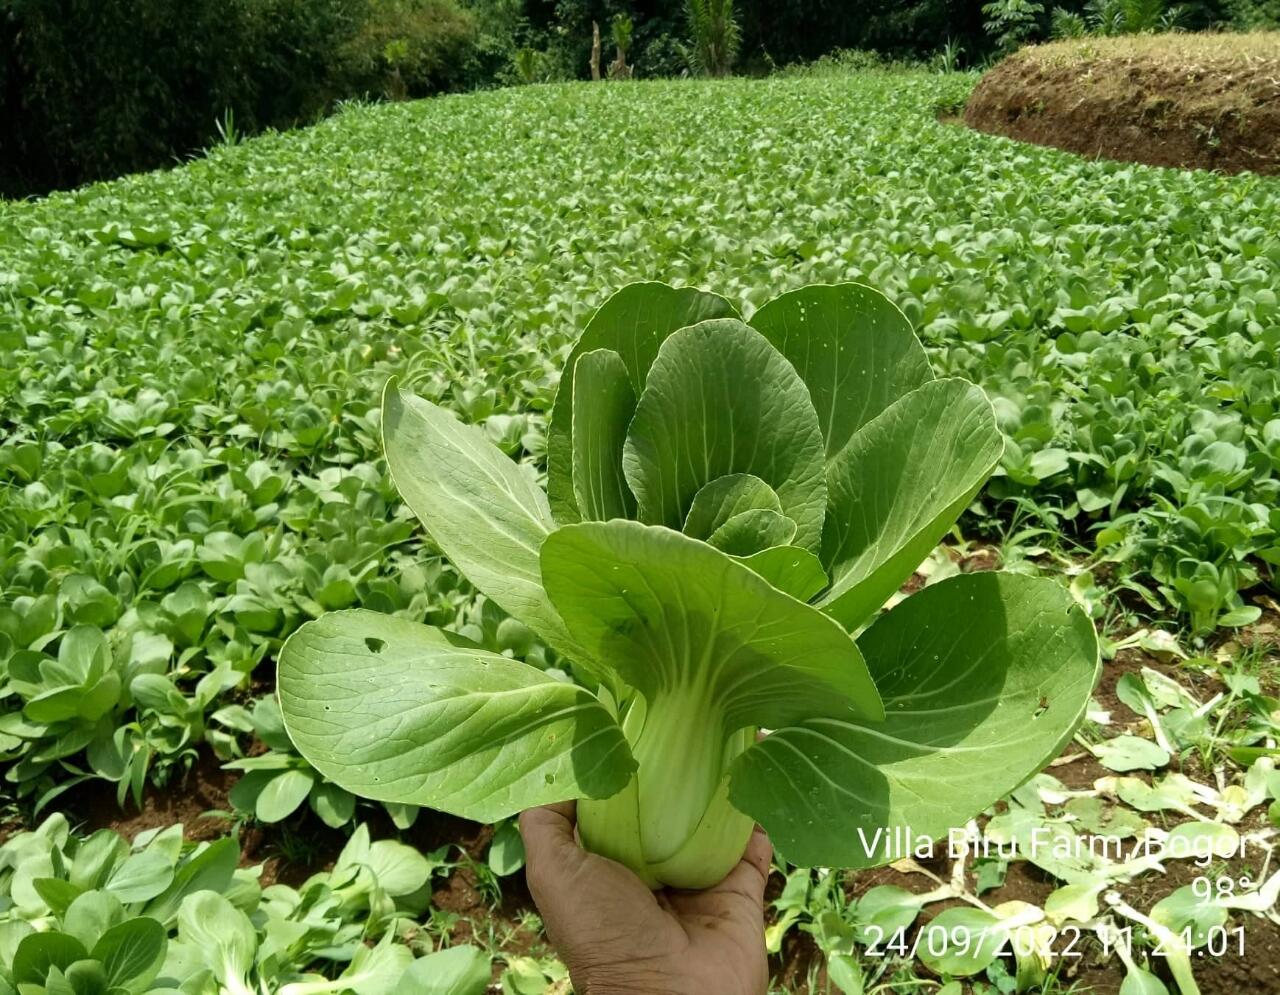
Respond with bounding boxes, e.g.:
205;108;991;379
1019;30;1280;66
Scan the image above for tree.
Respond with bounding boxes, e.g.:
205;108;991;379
610;12;634;76
981;0;1046;51
686;0;739;75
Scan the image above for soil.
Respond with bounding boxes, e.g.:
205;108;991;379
68;748;240;843
962;35;1280;176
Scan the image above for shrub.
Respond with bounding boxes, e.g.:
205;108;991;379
982;0;1047;51
1050;7;1090;35
0;0;480;197
777;47;904;76
634;30;690;77
0;0;362;197
1224;0;1280;27
340;0;480;99
686;0;741;76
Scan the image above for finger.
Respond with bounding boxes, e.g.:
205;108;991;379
709;826;772;905
742;825;772;879
518;801;582;872
520;802;583;878
520;799;577;828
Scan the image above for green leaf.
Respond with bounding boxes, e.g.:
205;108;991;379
750;283;933;458
622;320;828;551
13;932;88;985
500;957;550;995
570;349;637;521
0;921;35;973
68;831;128;892
364;839;436;896
227;769;272;815
141;838;239;928
487;820;526;876
56;625;110;683
548;281;739;522
334;933;414;995
1120;966;1170;995
818;378;1003;630
1152;885;1229;946
707;509;797;556
381;381;588;672
1219;605;1262;627
91;917;166;991
1093;734;1170;772
310;780;357;828
1044;881;1107;925
851;885;922;944
735;546;828;601
63;891;125;952
175;892;256;991
542;521;883;728
255;769;315;822
278;609;635;822
33;877;82;917
25;686;87;724
683;474;782;540
104;850;174;904
543;521;881;861
399;944;491;995
915;907;1006;976
826;953;865;995
1063;796;1146;839
730;572;1099;868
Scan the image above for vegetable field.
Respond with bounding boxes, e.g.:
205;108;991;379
2;70;1278;994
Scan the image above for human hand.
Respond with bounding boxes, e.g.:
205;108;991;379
519;801;771;995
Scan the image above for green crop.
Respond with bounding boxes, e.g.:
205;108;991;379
0;814;490;994
278;282;1101;888
0;67;1276;994
1;71;1275;804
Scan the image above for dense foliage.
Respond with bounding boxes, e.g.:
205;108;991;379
0;0;480;197
0;814;507;993
1;69;1274;810
4;0;1276;194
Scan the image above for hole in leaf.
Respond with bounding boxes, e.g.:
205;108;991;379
365;637;386;654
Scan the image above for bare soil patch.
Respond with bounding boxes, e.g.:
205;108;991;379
963;33;1280;175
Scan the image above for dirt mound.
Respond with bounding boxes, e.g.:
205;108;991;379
964;33;1280;175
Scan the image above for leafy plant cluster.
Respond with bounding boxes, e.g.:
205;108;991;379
1048;0;1190;37
0;70;1275;812
0;813;516;994
982;0;1276;47
276;281;1099;887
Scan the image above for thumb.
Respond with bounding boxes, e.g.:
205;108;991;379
710;826;772;906
519;801;587;891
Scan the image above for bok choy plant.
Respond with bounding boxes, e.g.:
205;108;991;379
278;282;1100;889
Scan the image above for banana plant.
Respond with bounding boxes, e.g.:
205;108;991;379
278;282;1100;888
